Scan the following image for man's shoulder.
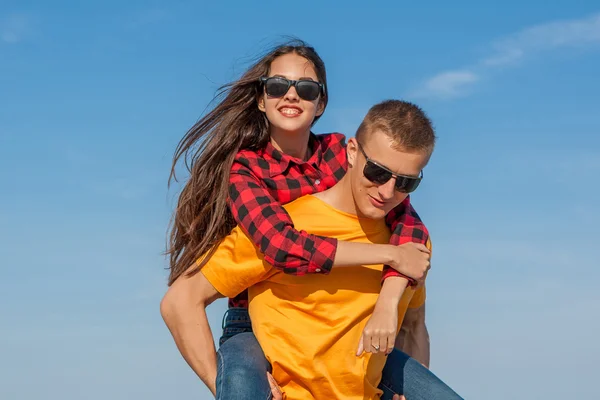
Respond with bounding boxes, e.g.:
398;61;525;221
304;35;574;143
217;225;262;259
282;195;328;216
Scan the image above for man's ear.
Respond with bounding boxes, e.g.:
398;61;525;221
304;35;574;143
346;137;358;168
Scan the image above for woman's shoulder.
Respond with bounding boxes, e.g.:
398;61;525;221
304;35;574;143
233;146;267;166
313;132;347;149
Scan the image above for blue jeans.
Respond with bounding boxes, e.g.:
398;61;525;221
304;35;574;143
216;309;271;400
216;308;463;400
379;350;463;400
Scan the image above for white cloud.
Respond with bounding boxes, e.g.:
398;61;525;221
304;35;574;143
483;12;600;66
0;13;33;44
416;70;479;99
415;12;600;99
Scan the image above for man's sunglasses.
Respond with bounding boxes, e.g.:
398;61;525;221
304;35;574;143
357;142;423;193
259;76;324;101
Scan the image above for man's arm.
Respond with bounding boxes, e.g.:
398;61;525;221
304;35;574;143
395;304;430;368
160;266;224;396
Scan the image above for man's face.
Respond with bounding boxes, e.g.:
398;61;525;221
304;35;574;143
347;130;431;220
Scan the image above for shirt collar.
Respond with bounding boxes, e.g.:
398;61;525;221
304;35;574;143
263;133;323;177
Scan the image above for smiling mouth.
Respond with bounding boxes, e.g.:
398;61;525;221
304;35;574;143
278;107;302;116
368;195;385;207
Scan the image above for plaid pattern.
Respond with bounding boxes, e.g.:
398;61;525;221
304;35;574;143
226;133;429;308
382;200;430;282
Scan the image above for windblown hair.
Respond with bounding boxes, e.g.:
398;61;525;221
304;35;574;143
167;40;328;285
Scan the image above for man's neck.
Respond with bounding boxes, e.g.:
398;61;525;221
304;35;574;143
314;176;360;216
269;128;311;160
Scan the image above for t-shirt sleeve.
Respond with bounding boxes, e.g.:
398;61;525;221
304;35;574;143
200;227;274;298
408;285;426;309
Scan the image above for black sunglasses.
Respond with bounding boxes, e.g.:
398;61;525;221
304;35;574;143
259;76;324;101
357;142;423;193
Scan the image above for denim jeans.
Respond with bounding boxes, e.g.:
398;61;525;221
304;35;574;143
216;309;271;400
216;308;463;400
379;349;463;400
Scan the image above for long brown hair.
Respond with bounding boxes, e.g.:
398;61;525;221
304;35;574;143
167;40;328;285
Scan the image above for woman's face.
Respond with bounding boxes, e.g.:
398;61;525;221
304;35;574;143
258;53;325;137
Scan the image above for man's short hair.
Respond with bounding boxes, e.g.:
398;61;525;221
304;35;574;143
356;100;436;153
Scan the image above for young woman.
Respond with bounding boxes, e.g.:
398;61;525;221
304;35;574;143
163;40;459;399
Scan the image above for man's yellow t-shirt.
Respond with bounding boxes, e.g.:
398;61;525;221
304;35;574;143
202;195;427;400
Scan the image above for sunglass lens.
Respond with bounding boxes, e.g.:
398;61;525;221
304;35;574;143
395;176;421;193
265;78;290;97
296;81;320;101
363;161;392;185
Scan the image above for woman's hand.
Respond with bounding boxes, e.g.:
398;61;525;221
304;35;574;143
356;302;399;356
388;242;431;282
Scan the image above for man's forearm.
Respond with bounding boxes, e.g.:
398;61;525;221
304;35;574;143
396;305;430;368
161;290;219;395
402;320;430;368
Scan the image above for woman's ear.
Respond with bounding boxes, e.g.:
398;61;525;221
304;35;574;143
258;94;266;112
316;99;325;117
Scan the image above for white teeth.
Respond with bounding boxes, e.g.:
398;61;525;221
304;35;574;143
280;108;300;115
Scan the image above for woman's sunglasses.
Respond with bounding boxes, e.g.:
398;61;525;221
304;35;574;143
259;76;324;101
357;142;423;193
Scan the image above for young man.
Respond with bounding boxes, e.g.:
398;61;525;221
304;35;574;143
162;100;462;399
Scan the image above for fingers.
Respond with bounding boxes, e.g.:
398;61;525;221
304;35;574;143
385;331;395;355
356;333;364;356
267;372;283;400
360;329;393;355
363;330;373;355
410;242;431;254
392;395;406;400
371;335;381;355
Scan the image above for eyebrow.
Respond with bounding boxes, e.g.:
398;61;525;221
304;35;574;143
271;74;317;81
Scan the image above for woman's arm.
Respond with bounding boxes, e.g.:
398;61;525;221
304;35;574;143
229;165;429;280
356;276;409;356
382;197;431;284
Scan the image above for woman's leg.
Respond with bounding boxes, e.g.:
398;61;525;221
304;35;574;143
379;349;463;400
215;309;272;400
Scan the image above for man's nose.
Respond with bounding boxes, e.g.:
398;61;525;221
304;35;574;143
378;178;396;200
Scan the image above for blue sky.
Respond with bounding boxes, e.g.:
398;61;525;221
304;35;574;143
1;1;599;399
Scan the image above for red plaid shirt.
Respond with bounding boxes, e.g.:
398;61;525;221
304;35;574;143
227;133;429;308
